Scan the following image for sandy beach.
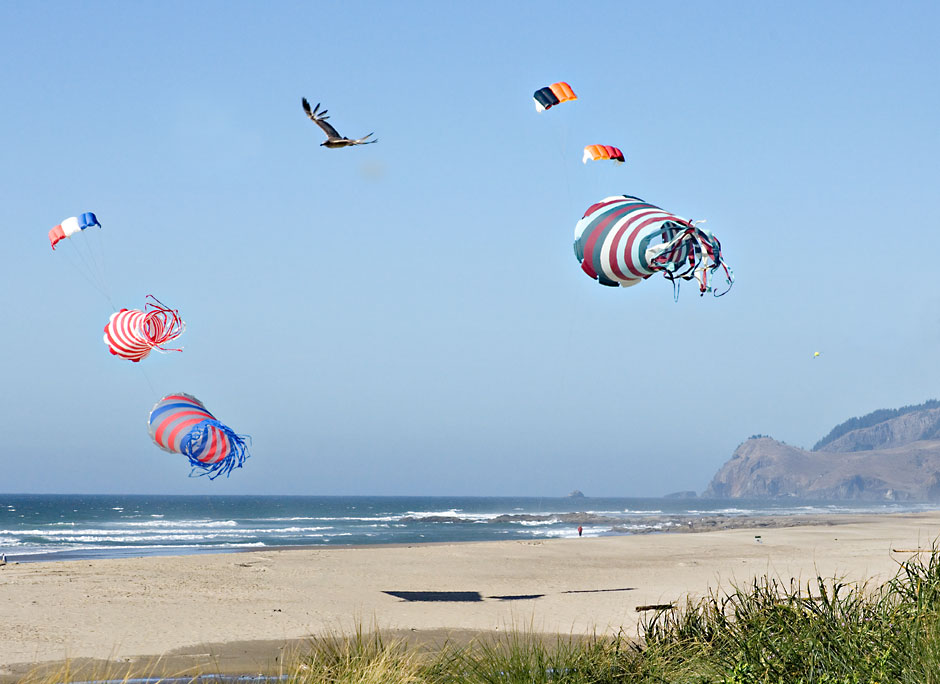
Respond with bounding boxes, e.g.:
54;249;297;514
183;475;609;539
2;511;940;680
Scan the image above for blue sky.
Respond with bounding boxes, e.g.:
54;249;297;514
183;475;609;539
2;1;938;496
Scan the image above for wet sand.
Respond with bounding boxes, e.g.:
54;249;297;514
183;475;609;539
2;511;939;681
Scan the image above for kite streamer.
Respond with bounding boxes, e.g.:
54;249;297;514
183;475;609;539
148;393;250;479
574;195;733;297
103;296;184;362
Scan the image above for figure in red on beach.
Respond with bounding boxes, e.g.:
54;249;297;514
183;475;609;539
577;526;583;537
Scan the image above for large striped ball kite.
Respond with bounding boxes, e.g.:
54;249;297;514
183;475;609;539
574;195;733;298
103;296;184;362
148;393;250;479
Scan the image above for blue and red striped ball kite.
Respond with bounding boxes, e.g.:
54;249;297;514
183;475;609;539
148;393;250;479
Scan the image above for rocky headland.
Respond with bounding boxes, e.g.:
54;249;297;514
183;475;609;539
704;401;940;500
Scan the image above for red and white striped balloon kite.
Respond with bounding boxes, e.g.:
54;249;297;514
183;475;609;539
103;296;185;362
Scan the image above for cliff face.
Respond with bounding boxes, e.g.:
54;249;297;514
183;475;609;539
815;407;940;453
704;436;940;501
705;404;940;500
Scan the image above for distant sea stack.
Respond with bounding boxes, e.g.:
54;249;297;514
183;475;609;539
664;491;698;499
704;401;940;501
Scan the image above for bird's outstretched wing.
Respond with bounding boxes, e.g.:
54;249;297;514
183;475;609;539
351;133;377;145
302;98;341;139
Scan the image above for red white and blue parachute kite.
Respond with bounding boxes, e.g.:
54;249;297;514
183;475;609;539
149;393;250;479
103;296;184;362
48;212;100;250
48;211;112;296
574;195;733;297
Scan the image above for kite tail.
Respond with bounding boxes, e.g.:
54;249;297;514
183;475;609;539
711;263;734;297
142;295;185;352
180;420;251;480
649;225;733;300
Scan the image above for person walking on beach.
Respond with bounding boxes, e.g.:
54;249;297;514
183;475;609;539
577;526;583;537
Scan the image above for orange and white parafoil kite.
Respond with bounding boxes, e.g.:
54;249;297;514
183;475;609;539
582;145;625;164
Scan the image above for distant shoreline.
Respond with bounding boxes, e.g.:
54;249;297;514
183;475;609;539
4;493;939;565
1;510;900;565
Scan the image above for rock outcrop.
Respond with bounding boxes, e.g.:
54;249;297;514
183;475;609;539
816;407;940;453
663;490;698;499
704;437;940;500
704;403;940;501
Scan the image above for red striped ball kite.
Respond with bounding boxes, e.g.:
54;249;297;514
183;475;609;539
103;296;184;362
148;393;250;479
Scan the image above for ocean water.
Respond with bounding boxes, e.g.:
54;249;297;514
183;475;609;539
1;494;936;563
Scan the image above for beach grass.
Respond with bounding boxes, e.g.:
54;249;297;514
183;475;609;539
16;548;940;684
286;547;940;682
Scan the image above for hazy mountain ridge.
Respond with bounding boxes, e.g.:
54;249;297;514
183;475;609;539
705;402;940;500
812;399;940;451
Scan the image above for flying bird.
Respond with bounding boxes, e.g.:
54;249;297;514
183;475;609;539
302;98;377;148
